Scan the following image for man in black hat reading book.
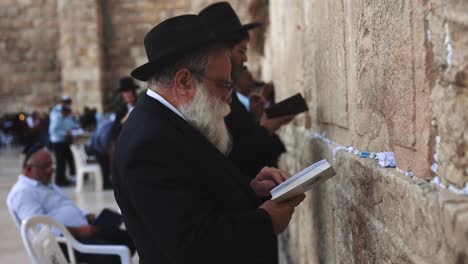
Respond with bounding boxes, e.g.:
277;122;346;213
199;2;294;181
112;14;305;264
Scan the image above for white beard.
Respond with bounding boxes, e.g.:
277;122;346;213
179;82;232;155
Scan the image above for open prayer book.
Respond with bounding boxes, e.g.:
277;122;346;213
270;159;336;203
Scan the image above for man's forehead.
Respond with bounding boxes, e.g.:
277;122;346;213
206;50;231;69
32;150;52;162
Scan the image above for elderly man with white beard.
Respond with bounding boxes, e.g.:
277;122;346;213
112;15;305;264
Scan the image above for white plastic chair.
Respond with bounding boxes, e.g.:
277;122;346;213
21;215;131;264
7;202;77;263
70;144;103;192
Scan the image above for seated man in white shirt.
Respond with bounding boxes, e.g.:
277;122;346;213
7;143;135;264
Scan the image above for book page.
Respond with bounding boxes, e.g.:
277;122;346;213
271;160;336;203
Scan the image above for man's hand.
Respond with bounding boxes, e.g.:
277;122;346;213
260;114;294;134
86;213;96;224
260;194;306;235
261;82;274;102
249;94;266;122
250;166;290;198
68;224;101;238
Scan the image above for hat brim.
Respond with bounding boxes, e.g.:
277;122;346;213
215;22;263;41
131;60;162;82
240;22;262;31
131;37;216;82
118;85;139;92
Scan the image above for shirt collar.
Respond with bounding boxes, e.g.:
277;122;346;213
146;89;187;121
236;92;250;111
18;174;41;187
126;103;135;113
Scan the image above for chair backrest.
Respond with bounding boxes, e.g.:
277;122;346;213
70;144;86;167
8;203;77;263
21;216;69;264
21;215;131;264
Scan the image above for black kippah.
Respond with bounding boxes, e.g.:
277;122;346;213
22;142;44;169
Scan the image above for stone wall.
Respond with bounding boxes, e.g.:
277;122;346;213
263;0;468;263
0;0;255;114
100;0;253;111
58;0;104;113
0;0;60;114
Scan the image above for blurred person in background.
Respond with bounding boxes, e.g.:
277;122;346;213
88;114;115;189
114;76;139;126
49;97;77;186
80;107;97;131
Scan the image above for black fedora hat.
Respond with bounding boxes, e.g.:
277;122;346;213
118;76;139;92
131;15;217;81
198;2;262;36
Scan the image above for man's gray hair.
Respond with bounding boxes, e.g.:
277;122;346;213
148;44;227;89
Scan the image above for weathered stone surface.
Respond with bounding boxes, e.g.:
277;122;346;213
428;0;468;187
58;0;104;112
265;0;468;263
0;0;60;113
265;0;437;178
279;140;468;264
0;0;252;114
310;0;349;129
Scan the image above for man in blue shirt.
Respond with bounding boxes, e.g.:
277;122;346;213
49;97;77;186
7;144;135;264
88;118;114;189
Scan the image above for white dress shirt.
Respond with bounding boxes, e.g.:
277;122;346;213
236;92;250;111
7;175;88;227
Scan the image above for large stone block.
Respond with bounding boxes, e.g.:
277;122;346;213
309;0;349;129
58;0;104;112
0;0;59;114
428;0;468;187
343;0;435;178
267;0;468;262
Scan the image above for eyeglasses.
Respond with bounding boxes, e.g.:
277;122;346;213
189;69;234;91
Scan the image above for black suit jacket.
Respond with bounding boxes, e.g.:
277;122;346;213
113;95;277;264
110;104;129;144
225;93;286;180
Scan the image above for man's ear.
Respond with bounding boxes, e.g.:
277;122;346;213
174;68;196;98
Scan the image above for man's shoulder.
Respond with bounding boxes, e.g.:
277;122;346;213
122;98;188;138
7;178;39;204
